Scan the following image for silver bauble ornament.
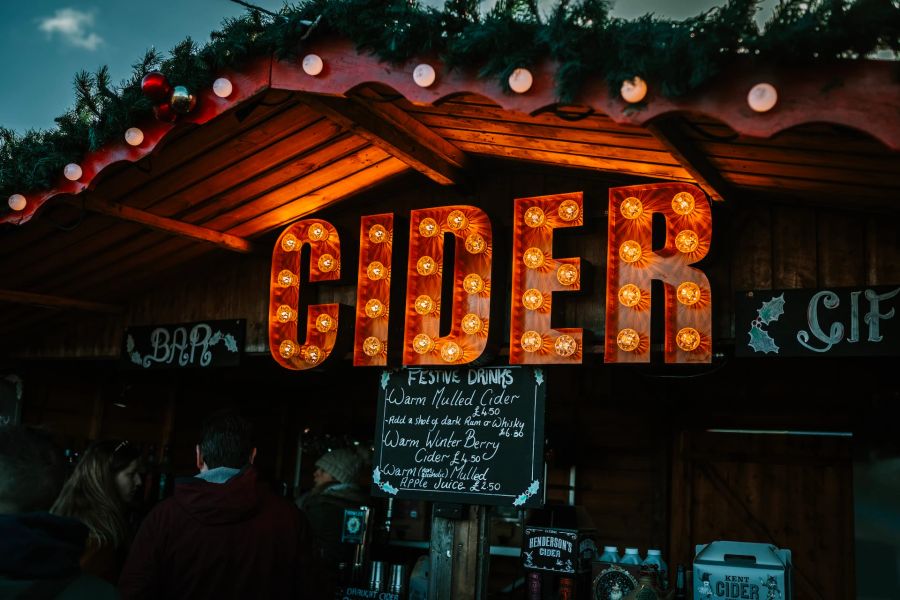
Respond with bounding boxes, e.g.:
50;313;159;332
170;86;197;114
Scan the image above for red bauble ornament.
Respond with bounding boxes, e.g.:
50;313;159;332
141;72;172;104
154;102;177;123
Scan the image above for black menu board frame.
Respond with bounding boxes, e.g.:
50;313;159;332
372;366;546;508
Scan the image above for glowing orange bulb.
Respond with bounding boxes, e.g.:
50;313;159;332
315;313;334;332
364;299;385;318
281;233;300;252
446;210;468;231
277;270;298;287
413;334;435;354
558;200;580;222
520;331;543;353
522;289;544;310
463;274;485;294
675;230;699;253
677;281;702;305
307;222;328;241
620;197;643;219
416;256;437;276
523;247;545;269
368;224;388;244
367;261;386;281
440;342;462;362
618;284;642;307
617;328;640;352
672;191;695;215
414;295;435;315
465;233;486;254
676;327;701;351
557;264;579;286
278;339;297;358
554;335;577;357
419;218;439;237
318;253;337;272
276;305;296;323
362;336;383;357
524;207;545;228
619;241;642;263
461;313;483;334
301;345;322;364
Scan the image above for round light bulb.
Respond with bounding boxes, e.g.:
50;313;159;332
675;230;700;253
315;313;334;332
308;222;328;241
413;333;435;354
463;274;485;294
413;64;436;88
414;295;435;315
520;331;543;353
7;194;26;211
677;282;702;306
619;241;643;263
317;253;337;272
672;192;695;215
419;217;439;237
676;327;701;351
558;199;580;221
620;197;643;219
618;284;642;307
446;210;468;231
281;233;300;252
747;83;777;113
277;270;298;287
366;261;386;281
461;313;483;335
556;264;579;286
554;335;578;357
279;339;297;358
508;68;533;94
465;233;486;254
362;336;383;357
416;256;437;276
524;206;545;228
616;328;640;352
621;76;648;103
368;224;388;243
523;247;545;269
212;77;233;98
276;305;296;323
64;163;83;181
364;299;385;318
301;345;322;364
440;342;462;363
522;289;544;310
124;127;144;146
302;54;324;76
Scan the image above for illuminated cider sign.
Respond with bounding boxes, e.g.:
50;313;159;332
269;183;712;369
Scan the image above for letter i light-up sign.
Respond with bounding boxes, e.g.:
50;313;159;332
605;183;712;363
355;214;394;365
269;220;341;370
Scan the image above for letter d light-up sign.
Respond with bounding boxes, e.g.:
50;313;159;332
269;220;341;370
403;206;492;365
605;183;712;363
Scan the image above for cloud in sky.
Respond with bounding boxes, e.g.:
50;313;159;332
38;8;103;51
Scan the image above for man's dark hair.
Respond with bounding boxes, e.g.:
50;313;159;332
199;411;254;469
0;426;65;513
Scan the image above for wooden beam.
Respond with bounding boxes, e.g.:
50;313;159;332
646;117;734;202
81;197;255;254
300;90;470;186
0;289;123;314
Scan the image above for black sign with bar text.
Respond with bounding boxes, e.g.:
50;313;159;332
736;285;900;357
122;320;245;369
372;366;545;508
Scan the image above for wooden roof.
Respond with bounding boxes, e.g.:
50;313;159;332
1;39;899;343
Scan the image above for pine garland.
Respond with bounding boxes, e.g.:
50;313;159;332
1;0;898;213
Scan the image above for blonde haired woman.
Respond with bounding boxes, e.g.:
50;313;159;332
51;439;142;583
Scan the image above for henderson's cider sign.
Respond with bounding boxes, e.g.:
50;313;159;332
268;182;713;370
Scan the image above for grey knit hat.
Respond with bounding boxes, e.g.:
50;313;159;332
315;447;365;484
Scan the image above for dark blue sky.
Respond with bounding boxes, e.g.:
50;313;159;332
0;1;776;133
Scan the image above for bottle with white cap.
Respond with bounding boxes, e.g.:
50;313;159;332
620;547;642;566
642;549;668;589
598;545;621;564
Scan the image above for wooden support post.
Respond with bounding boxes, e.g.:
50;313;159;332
429;505;491;600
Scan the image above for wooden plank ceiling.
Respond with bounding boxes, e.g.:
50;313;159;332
1;83;898;343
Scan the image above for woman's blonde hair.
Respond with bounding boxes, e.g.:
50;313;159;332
51;440;140;548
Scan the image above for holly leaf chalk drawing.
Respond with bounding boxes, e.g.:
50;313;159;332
513;479;541;506
372;466;398;495
748;325;780;354
223;334;238;353
534;369;544;386
380;371;391;390
757;293;785;325
126;335;135;353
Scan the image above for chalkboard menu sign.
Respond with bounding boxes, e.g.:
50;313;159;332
372;366;545;508
121;320;245;369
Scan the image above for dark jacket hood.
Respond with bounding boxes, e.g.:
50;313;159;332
0;512;87;579
173;466;261;525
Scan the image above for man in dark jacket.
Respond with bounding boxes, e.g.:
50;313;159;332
0;426;119;599
119;412;316;599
